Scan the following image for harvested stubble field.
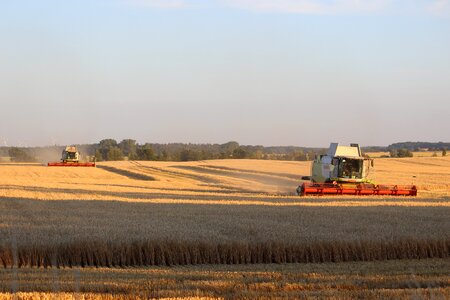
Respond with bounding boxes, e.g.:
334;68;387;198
0;156;449;298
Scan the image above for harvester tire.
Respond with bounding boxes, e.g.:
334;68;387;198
296;185;303;196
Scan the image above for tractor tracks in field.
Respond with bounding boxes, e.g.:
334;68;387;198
128;162;221;184
197;165;301;180
94;162;297;195
128;162;259;194
171;165;299;188
0;185;276;202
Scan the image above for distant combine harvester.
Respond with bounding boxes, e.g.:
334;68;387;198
48;146;95;167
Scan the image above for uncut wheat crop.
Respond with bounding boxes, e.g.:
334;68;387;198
0;156;449;268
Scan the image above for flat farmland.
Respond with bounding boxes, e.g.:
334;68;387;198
0;157;449;298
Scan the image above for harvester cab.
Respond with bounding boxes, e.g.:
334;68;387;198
297;143;417;196
61;146;80;163
48;146;95;167
311;143;372;184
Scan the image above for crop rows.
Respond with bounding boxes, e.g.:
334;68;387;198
1;238;449;268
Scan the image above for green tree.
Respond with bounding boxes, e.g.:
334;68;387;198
179;149;201;161
397;148;413;158
389;149;397;157
128;152;139;160
98;139;118;159
232;147;248;159
159;149;169;161
251;150;264;159
221;141;240;158
293;150;307;161
94;149;103;161
99;138;117;148
389;148;413;158
119;139;137;158
106;147;124;161
137;144;156;160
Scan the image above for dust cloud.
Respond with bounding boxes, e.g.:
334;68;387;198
31;147;64;164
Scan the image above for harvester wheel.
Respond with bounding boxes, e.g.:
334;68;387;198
296;185;304;196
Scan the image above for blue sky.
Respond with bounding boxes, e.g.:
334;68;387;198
0;0;449;147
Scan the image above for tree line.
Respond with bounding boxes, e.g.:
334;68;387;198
0;140;324;162
0;140;447;162
388;142;450;152
92;139;325;162
387;142;448;158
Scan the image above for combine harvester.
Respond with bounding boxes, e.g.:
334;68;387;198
48;146;95;167
297;143;417;196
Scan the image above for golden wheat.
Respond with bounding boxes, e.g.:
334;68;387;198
0;157;449;297
0;259;449;299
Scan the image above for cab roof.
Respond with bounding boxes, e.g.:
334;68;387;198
327;143;362;158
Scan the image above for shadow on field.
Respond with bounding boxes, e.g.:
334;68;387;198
129;162;223;184
0;184;284;202
0;197;449;268
96;165;156;181
66;182;260;194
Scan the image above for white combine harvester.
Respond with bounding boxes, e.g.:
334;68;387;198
297;143;417;196
48;146;95;167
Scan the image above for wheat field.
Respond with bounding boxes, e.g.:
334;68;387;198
0;156;449;298
1;259;449;299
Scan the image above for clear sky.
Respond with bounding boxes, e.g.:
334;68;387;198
1;0;449;147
